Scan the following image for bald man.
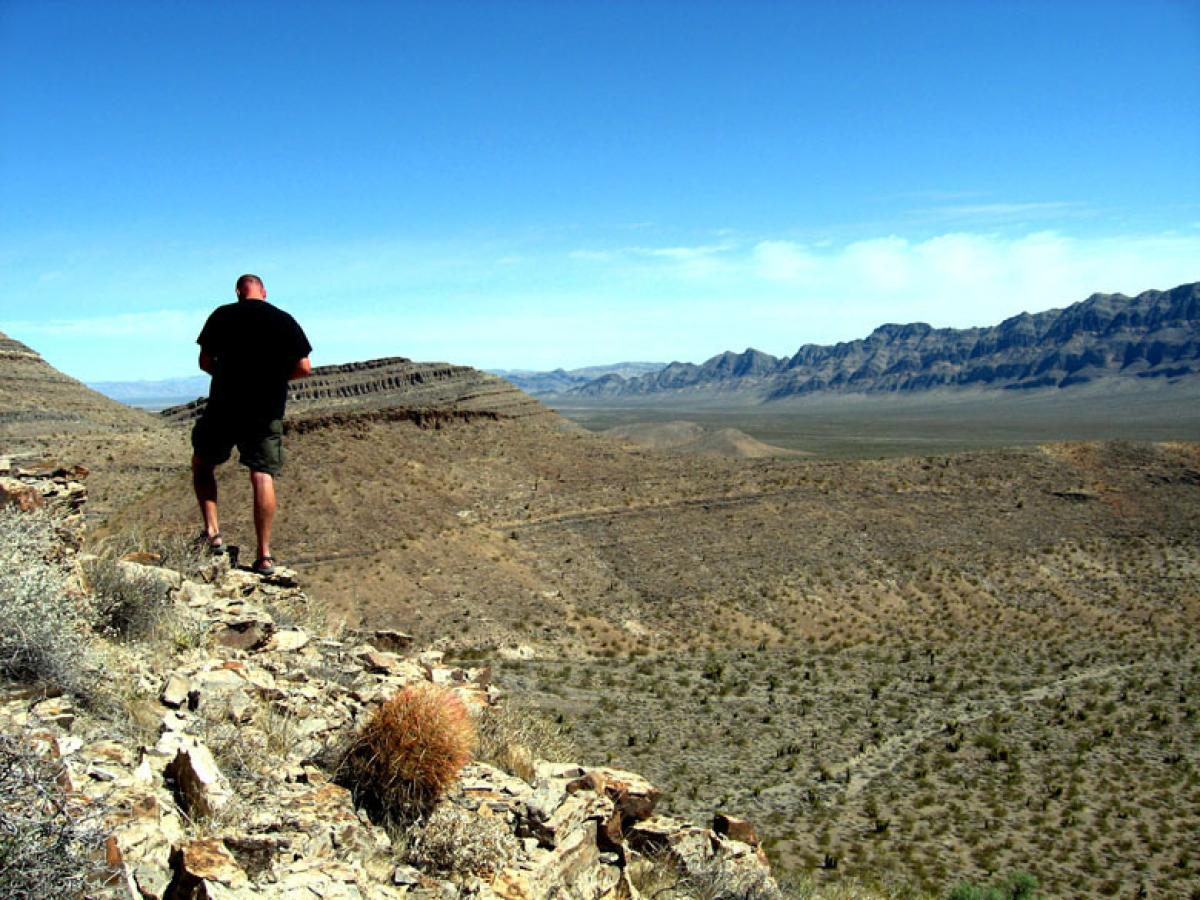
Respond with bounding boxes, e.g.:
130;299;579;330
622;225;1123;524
191;274;312;575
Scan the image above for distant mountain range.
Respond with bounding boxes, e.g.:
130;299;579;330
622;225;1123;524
568;282;1200;402
489;362;666;396
88;375;210;410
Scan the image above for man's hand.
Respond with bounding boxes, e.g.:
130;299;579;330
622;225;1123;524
289;357;313;380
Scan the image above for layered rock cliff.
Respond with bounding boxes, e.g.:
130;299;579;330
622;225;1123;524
161;357;553;425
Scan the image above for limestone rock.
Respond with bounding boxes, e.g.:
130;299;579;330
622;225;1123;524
167;741;232;819
168;838;249;894
713;812;760;847
0;476;44;510
266;627;310;652
161;674;192;709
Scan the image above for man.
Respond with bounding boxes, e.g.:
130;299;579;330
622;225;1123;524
191;274;312;576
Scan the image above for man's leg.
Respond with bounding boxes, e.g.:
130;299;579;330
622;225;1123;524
250;470;276;561
192;455;220;540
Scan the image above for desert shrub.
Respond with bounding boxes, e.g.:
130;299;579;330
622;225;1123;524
339;683;475;822
778;871;915;899
629;851;782;900
92;525;208;580
405;802;517;876
0;733;109;898
84;555;172;641
946;871;1039;900
0;507;96;695
476;700;578;782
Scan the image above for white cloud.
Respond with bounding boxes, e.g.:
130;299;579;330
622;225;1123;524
753;240;817;281
7;225;1198;379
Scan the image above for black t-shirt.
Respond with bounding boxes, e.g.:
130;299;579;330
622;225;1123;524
197;300;312;423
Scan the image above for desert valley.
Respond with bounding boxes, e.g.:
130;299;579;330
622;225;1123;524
2;282;1199;898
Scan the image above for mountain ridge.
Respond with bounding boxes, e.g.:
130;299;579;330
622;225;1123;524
569;282;1200;401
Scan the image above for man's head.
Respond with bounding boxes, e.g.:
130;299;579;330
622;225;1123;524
235;274;267;301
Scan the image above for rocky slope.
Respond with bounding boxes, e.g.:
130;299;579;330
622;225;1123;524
0;330;156;437
569;282;1200;401
1;468;777;899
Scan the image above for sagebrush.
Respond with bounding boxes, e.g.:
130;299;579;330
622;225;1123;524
406;802;517;876
0;733;109;898
0;507;95;695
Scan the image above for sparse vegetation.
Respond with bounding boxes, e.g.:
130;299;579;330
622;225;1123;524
476;700;577;781
84;554;174;641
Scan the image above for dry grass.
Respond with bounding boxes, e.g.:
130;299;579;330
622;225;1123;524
476;700;578;782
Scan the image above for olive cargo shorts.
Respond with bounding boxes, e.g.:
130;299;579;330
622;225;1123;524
191;416;285;476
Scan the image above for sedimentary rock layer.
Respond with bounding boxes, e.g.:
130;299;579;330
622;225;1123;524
160;357;551;425
0;331;154;437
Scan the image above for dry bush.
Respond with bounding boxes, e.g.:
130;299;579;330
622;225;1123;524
0;507;96;696
630;851;782;900
0;733;109;898
92;525;208;580
83;555;172;641
476;700;578;782
405;802;517;876
339;684;475;822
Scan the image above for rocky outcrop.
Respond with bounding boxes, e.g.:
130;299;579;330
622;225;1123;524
0;330;155;436
160;357;554;426
1;490;776;899
568;282;1200;401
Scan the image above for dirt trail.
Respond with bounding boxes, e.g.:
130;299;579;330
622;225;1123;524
842;662;1135;799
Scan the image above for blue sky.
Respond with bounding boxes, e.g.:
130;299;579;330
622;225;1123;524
2;1;1198;381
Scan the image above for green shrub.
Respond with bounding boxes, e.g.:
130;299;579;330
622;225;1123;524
947;871;1039;900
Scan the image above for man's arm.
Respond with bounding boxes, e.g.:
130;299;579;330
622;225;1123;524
289;357;312;380
198;350;217;375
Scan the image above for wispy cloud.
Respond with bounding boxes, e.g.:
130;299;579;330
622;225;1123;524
917;200;1089;223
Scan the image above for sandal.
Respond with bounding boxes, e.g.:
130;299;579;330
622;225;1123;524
250;555;276;576
196;531;226;556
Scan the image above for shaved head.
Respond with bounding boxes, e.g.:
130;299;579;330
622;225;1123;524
235;274;266;300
